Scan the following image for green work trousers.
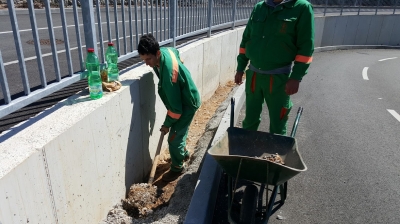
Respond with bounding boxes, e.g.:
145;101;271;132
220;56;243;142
168;107;196;172
242;70;293;135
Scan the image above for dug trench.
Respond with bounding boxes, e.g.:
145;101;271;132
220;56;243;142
102;81;239;224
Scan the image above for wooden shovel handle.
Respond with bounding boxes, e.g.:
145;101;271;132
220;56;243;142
148;133;165;184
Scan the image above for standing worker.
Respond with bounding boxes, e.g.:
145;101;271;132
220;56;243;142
235;0;314;135
138;34;201;182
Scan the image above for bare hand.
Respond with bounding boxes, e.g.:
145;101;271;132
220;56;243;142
160;125;170;135
235;71;245;85
285;79;300;95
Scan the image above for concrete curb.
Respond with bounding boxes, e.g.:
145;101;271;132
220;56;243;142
184;82;246;224
314;45;400;52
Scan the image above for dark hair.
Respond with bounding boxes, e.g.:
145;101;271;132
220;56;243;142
138;34;160;56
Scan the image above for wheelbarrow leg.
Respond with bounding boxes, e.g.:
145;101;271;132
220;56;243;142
264;185;279;224
279;182;288;203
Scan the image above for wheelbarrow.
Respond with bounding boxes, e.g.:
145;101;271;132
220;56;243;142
208;98;307;224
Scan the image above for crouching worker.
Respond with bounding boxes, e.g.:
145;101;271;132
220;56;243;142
138;34;201;182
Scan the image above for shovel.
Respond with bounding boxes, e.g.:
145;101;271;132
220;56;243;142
148;132;165;184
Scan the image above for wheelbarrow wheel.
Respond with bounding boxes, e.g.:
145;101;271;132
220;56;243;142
240;184;258;224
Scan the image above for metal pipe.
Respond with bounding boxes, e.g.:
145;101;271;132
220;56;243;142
324;0;328;16
375;0;380;15
27;0;46;87
340;0;344;15
129;0;133;52
358;0;362;15
8;0;30;94
122;0;127;55
207;0;213;37
0;51;11;104
105;0;112;43
72;0;84;71
114;0;120;55
232;0;237;29
59;0;73;75
96;0;105;63
82;0;98;57
170;0;177;46
394;0;398;14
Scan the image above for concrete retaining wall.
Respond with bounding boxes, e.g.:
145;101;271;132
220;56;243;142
1;13;400;224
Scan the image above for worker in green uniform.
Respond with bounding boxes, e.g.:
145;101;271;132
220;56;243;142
235;0;314;135
138;34;201;182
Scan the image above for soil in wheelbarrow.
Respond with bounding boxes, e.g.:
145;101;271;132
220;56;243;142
102;81;238;223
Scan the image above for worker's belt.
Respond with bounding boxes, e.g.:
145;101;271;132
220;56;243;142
249;64;292;75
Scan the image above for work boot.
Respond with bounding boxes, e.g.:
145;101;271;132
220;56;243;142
162;164;187;182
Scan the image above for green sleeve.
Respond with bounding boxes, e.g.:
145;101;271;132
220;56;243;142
236;9;254;72
290;4;315;80
161;55;183;128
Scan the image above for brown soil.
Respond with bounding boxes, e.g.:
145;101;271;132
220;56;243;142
122;81;236;219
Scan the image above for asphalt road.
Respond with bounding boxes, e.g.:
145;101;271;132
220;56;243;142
212;49;400;224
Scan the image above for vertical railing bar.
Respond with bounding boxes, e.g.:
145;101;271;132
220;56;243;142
7;0;30;95
184;0;187;34
170;0;177;46
96;0;105;63
207;0;213;37
59;0;73;75
43;0;61;82
0;51;11;104
324;0;327;16
155;0;159;40
191;0;194;32
232;0;237;29
395;0;398;14
27;0;46;87
129;0;133;52
114;0;120;55
200;0;203;29
176;0;179;36
151;0;154;35
105;0;112;42
141;0;144;35
340;0;344;15
358;0;362;15
122;0;127;55
376;0;380;15
164;0;166;40
146;0;149;33
135;0;139;48
72;0;84;71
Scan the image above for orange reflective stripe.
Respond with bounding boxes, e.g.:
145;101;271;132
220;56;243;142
295;55;313;64
167;49;179;83
167;110;181;119
239;48;246;54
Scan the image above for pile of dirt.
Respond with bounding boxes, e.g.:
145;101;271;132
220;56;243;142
101;81;238;224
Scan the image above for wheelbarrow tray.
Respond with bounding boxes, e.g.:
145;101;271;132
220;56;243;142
208;127;307;186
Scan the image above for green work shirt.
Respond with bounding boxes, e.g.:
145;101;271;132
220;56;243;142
153;47;201;128
237;0;315;80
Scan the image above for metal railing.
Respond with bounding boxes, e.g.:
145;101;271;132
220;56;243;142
0;0;399;119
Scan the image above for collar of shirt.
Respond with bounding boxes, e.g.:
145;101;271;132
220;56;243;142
265;0;294;8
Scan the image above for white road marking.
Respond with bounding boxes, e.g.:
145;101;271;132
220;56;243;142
387;109;400;123
362;67;369;80
378;57;397;62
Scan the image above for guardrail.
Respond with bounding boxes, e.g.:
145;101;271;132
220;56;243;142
0;0;398;119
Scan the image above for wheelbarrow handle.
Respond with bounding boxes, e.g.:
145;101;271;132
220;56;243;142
230;97;235;128
290;107;303;138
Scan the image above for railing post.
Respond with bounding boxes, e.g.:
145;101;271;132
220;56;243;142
323;0;328;16
169;0;177;47
394;0;398;14
231;0;237;29
81;0;98;55
375;0;380;15
340;0;344;15
358;0;362;15
207;0;214;37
